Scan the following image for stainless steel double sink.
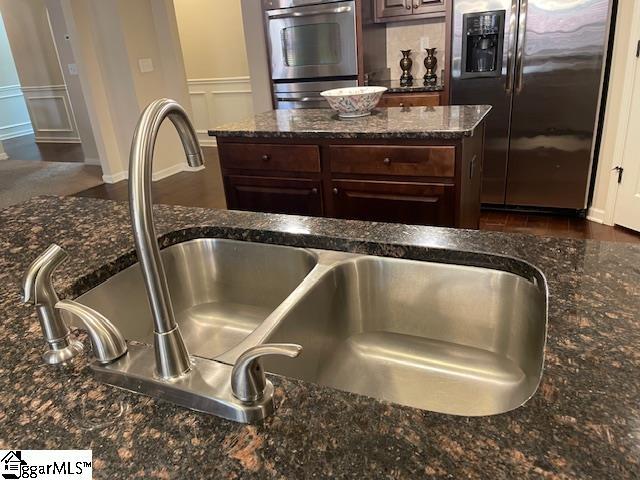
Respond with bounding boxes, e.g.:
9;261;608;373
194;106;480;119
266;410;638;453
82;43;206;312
77;238;547;417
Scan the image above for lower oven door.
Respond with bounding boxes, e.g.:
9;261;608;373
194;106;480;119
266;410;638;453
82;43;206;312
266;0;358;81
274;80;358;109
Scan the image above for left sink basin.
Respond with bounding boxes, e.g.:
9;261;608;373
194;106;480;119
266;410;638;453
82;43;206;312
76;239;317;359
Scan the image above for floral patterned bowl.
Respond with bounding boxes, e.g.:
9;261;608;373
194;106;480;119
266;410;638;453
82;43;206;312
321;86;388;118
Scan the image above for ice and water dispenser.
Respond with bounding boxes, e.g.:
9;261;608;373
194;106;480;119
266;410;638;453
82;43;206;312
461;11;505;79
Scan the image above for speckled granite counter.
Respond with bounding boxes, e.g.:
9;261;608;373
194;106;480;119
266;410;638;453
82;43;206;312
209;105;491;141
1;196;639;479
369;79;445;94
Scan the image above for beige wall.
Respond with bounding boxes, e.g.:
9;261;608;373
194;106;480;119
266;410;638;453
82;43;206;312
61;0;195;181
386;19;446;81
174;0;249;79
0;0;63;87
590;1;635;220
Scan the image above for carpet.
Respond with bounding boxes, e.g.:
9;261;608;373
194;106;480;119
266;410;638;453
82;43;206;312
0;159;103;209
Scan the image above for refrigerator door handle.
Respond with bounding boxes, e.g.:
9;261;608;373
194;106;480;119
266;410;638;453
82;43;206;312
514;0;529;94
505;0;520;93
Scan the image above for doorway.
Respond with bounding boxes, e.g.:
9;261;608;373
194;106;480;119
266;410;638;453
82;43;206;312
0;1;103;208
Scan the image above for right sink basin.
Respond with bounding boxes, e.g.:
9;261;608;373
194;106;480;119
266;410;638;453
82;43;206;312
263;254;547;416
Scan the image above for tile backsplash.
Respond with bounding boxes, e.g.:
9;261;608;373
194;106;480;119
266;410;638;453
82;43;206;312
386;18;446;82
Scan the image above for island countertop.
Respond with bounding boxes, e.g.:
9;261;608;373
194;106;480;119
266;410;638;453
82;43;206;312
1;196;639;479
208;105;492;141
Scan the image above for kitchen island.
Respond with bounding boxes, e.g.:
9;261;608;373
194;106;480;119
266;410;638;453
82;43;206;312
1;196;639;478
209;105;490;229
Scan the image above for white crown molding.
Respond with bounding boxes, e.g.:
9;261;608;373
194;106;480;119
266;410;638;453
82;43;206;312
34;136;81;144
21;84;67;92
0;124;34;141
187;76;251;85
0;84;21;93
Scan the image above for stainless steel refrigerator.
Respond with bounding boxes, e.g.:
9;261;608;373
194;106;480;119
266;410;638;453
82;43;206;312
451;0;613;209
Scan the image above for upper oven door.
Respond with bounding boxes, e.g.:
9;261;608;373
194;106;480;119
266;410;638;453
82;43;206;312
266;0;358;81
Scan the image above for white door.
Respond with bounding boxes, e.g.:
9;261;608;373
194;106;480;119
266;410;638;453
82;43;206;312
614;47;640;232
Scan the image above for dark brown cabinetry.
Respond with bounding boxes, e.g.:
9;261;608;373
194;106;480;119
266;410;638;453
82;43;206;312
375;0;447;22
225;176;323;217
377;92;441;108
331;180;455;226
217;127;484;229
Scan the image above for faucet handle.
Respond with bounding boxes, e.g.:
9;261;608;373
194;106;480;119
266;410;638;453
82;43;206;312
55;300;127;365
231;344;302;403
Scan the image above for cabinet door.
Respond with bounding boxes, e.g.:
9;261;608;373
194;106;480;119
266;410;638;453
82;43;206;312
412;0;446;16
226;176;323;217
376;0;411;19
331;180;455;226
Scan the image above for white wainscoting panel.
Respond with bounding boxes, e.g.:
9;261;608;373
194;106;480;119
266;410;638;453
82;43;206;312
187;77;254;146
0;84;33;140
21;85;81;143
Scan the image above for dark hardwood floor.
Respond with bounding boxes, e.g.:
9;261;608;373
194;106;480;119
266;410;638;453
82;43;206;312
3;134;85;163
480;210;640;243
73;147;640;244
75;146;227;209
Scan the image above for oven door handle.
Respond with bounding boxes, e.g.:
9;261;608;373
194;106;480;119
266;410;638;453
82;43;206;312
276;96;325;102
267;5;352;19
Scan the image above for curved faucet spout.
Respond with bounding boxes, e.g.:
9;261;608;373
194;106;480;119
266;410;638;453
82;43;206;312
129;98;204;379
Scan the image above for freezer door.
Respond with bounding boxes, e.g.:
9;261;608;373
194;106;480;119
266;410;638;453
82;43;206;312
506;0;611;209
451;0;518;204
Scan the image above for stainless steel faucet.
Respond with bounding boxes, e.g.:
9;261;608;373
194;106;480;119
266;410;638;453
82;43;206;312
128;98;203;379
22;100;303;423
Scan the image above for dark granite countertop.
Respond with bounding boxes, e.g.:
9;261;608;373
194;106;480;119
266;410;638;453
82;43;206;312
1;196;639;479
209;105;491;141
368;79;445;94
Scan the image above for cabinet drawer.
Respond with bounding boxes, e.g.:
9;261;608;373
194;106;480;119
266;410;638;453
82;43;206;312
225;176;323;217
330;145;455;177
219;143;320;173
331;180;455;226
378;92;440;108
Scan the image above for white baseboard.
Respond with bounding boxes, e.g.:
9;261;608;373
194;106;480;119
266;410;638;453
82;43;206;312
84;157;101;166
0;152;8;160
102;170;128;184
102;163;200;184
586;207;605;224
199;138;217;147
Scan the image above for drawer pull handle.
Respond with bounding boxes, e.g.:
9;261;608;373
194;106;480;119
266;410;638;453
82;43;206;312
261;154;270;161
399;103;405;107
311;188;318;195
332;187;339;195
413;3;419;8
383;157;391;165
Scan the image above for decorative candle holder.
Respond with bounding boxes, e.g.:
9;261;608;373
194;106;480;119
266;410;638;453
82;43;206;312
423;48;438;86
400;50;413;86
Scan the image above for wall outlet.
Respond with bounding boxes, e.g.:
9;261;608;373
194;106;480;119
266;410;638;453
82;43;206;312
67;63;78;75
138;58;154;73
420;36;430;51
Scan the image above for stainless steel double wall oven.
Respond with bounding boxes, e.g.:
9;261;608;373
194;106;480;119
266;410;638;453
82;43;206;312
264;0;359;109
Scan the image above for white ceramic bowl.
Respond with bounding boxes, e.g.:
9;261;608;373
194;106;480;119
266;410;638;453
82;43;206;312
321;86;388;118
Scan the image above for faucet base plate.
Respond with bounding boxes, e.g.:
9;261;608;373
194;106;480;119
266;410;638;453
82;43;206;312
91;343;275;423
